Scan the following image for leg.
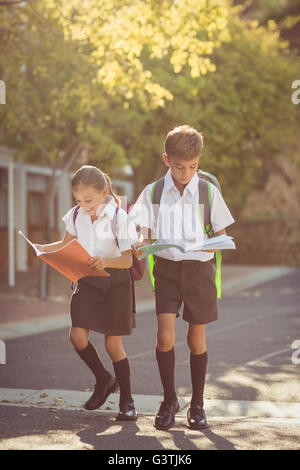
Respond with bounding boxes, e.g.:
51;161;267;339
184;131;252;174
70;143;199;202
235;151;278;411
105;335;126;363
156;313;176;352
154;314;179;430
187;323;206;355
105;335;137;421
186;323;208;429
156;314;177;402
69;326;89;351
70;327;116;410
187;323;207;406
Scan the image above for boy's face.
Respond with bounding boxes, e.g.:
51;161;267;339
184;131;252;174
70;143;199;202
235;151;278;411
163;153;199;188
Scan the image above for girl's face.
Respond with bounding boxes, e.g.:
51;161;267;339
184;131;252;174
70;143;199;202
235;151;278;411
73;185;109;219
163;153;199;190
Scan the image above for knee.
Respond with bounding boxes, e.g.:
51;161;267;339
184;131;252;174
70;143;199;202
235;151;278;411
69;328;88;350
105;336;125;362
157;330;175;351
187;333;206;355
105;336;124;354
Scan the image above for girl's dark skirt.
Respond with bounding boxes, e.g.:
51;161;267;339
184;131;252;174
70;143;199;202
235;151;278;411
70;268;136;336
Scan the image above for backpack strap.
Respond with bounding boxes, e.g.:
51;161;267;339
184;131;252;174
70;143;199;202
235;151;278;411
111;206;119;247
197;178;214;237
151;177;165;241
73;205;80;228
197;169;222;194
197;177;222;299
148;177;164;290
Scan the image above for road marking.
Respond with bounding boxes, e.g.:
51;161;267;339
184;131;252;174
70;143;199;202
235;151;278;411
128;305;297;361
0;266;297;341
245;348;291;366
0;387;300;419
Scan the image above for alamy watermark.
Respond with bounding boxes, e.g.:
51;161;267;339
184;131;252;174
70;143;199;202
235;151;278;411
93;198;206;245
0;80;6;104
291;80;300;104
291;340;300;365
0;340;6;364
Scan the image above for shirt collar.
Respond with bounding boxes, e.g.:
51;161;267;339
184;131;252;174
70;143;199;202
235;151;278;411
102;195;117;219
164;169;199;196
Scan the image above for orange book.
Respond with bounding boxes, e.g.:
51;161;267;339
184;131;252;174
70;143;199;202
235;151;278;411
18;231;110;283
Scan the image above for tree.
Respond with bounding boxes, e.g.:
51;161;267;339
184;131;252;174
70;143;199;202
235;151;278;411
109;12;300;210
0;0;230;296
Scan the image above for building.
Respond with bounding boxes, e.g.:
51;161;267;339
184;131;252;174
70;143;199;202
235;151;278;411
0;146;134;284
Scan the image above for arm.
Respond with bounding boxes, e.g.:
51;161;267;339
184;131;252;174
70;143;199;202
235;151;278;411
201;228;226;253
35;232;76;253
87;249;133;271
131;227;153;259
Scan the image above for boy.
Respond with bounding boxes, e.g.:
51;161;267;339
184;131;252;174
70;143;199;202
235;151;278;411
131;125;234;430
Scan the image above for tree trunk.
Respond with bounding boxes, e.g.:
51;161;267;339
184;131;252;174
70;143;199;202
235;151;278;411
38;143;84;299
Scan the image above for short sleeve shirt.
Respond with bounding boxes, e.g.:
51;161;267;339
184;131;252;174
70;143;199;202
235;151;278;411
129;170;235;262
62;196;138;258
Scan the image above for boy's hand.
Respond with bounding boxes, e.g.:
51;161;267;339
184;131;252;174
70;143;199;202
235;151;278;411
88;256;106;271
132;241;150;259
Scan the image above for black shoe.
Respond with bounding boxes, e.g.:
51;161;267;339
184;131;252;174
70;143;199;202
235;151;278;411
84;375;118;410
116;401;137;421
154;399;180;430
187;404;208;430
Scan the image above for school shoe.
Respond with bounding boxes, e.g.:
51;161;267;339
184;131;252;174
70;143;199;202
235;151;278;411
116;401;138;421
84;375;118;410
187;404;209;430
154;399;180;430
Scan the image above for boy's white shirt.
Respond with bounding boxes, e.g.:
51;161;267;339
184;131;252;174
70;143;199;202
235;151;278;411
129;169;235;262
62;195;138;258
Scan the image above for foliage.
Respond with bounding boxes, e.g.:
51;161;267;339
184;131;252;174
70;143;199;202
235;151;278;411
0;1;299;212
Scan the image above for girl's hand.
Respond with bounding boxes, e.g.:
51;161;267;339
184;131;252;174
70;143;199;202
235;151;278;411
88;256;106;271
132;241;148;259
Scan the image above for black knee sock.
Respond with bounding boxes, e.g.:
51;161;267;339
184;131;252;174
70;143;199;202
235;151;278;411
190;350;208;407
156;347;177;403
113;357;133;404
75;341;110;385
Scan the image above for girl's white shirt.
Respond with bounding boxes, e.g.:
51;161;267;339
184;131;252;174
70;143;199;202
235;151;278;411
129;169;235;262
62;195;138;258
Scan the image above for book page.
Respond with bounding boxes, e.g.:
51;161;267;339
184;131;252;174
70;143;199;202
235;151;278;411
137;234;235;258
18;231;44;256
18;231;110;282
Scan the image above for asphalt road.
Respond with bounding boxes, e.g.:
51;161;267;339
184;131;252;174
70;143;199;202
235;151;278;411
0;269;300;450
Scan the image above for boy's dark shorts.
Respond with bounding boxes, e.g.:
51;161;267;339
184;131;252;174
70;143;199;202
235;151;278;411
153;256;218;325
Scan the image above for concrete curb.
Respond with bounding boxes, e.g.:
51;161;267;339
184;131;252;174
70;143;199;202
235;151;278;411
0;266;297;340
1;388;300;419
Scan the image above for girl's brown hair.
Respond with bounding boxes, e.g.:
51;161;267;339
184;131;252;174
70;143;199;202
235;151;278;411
71;165;120;206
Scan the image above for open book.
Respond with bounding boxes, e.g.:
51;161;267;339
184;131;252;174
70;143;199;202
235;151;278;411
137;234;236;259
18;231;110;282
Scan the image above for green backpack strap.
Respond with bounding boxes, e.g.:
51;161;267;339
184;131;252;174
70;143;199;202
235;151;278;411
197;169;222;194
149;178;165;291
197;177;222;299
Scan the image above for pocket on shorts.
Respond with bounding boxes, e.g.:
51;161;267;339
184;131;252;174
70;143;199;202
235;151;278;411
153;258;169;280
201;260;217;295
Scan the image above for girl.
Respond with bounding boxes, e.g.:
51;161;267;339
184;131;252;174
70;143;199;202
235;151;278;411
35;165;138;420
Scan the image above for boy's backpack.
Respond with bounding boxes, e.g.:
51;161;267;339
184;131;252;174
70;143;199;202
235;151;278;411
148;169;223;299
72;205;146;281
